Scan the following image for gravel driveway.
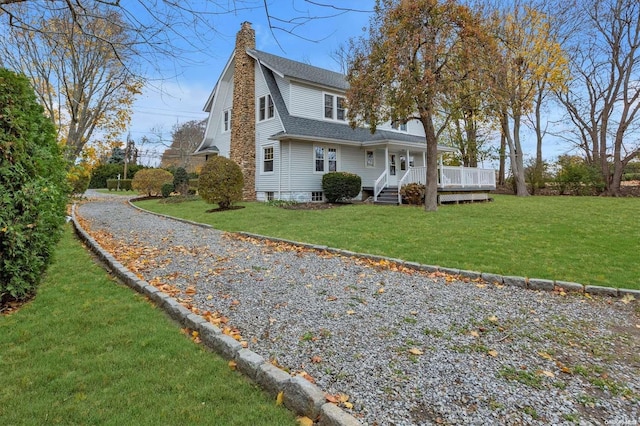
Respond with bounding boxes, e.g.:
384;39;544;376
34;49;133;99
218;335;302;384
76;192;639;425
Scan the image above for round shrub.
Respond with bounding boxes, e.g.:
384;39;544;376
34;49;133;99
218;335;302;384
161;183;174;198
131;168;173;196
0;68;69;304
322;172;362;203
67;163;91;196
400;183;425;205
173;167;189;195
198;156;243;209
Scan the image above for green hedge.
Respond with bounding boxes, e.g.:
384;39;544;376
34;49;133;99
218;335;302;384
106;179;132;191
322;172;361;203
0;68;68;304
89;163;144;188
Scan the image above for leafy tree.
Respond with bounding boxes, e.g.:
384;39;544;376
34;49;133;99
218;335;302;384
67;164;92;196
198;157;243;210
347;0;491;211
0;68;68;304
0;8;143;163
108;147;126;164
487;4;569;196
131;168;174;197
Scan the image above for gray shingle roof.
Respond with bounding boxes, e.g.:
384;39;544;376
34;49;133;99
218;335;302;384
248;49;349;91
259;62;442;148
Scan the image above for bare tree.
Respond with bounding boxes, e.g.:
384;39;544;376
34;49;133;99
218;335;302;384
0;8;142;162
159;120;207;174
555;0;640;195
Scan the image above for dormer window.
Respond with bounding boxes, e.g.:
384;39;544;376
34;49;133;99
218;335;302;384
258;94;274;121
391;120;407;131
324;93;347;121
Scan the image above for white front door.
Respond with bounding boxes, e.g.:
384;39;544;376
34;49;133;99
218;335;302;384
388;153;398;186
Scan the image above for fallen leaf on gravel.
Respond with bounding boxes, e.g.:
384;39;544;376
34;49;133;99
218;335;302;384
538;370;555;378
487;349;498;357
408;348;424;355
344;402;354;409
297;417;313;426
311;356;322;363
555;360;572;374
470;331;480;338
377;288;385;294
276;391;284;406
296;371;316;383
327;296;338;301
206;294;213;300
346;310;355;315
488;315;498;323
228;360;237;371
240;341;248;348
621;294;636;304
337;393;350;403
325;393;339;403
476;283;487;289
538;351;554;361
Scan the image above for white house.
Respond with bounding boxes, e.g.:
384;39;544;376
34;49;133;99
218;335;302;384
194;22;495;204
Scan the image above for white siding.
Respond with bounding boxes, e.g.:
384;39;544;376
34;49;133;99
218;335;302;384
275;75;290;112
255;65;285;192
289;82;321;119
202;65;234;158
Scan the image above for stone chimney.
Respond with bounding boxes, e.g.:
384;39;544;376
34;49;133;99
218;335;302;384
230;21;256;200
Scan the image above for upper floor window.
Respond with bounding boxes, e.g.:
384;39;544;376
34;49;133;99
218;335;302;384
258;94;274;121
223;108;232;132
324;94;347;121
391;120;407;131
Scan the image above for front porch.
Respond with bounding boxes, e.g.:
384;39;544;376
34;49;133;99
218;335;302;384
366;165;496;205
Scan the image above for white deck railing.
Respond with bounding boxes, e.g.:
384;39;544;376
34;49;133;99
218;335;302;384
373;170;388;202
377;166;496;204
439;166;496;188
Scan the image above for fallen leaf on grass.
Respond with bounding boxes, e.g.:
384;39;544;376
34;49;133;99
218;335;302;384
297;417;314;426
228;360;237;371
276;391;284;406
408;348;424;355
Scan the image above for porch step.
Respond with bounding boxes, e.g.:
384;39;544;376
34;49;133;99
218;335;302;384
374;187;400;205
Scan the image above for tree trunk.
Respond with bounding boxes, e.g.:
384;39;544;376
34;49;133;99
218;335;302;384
421;112;439;212
501;113;529;196
498;132;506;186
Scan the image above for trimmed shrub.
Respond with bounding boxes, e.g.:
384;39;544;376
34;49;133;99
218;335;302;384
67;163;91;196
173;167;189;195
198;157;243;209
131;168;174;196
322;172;361;203
106;179;132;191
623;173;640;181
400;183;425;205
89;163;144;188
161;183;174;198
0;68;68;304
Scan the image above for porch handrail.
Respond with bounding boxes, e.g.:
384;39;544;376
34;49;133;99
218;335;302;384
373;170;388;202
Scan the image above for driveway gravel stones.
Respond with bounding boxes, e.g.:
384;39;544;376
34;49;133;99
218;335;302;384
76;193;640;426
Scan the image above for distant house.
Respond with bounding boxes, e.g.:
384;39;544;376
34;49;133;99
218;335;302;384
194;22;495;204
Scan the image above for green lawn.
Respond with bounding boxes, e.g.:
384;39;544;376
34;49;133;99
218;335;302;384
0;225;296;425
135;195;640;290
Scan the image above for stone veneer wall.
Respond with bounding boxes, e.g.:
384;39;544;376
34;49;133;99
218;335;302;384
230;22;256;200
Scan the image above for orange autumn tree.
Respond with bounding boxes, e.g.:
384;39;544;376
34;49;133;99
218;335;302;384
346;0;492;211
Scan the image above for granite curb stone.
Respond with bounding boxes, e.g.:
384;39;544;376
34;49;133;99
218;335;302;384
73;203;363;425
555;280;585;293
503;275;528;289
528;278;555;291
585;285;619;297
319;403;363;426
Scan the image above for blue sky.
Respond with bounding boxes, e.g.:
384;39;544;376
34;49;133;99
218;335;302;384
127;0;569;167
129;1;377;165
